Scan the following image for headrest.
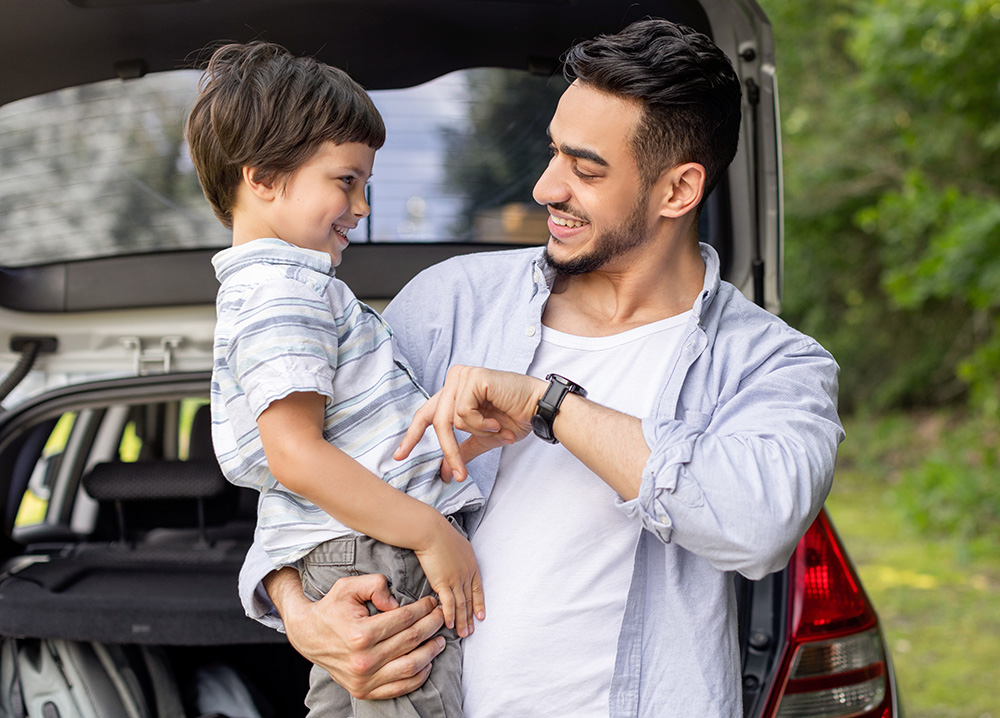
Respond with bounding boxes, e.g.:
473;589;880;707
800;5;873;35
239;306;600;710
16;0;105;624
82;460;227;502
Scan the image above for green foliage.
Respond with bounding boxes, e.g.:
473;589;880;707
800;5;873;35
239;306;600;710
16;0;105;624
827;424;1000;717
837;409;1000;548
761;0;1000;414
894;414;1000;544
897;455;1000;543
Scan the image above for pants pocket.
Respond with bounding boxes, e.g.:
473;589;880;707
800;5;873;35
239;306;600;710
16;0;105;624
298;536;357;601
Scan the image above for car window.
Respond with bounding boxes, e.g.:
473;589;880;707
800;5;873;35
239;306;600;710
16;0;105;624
11;397;210;532
13;412;75;529
0;68;566;268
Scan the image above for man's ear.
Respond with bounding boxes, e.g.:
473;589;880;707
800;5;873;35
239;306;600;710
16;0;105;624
654;162;706;219
241;166;278;201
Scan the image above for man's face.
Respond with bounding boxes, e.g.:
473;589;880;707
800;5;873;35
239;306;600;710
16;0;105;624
532;81;653;275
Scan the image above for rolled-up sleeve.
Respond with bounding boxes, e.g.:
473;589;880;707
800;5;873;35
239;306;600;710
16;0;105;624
618;337;844;580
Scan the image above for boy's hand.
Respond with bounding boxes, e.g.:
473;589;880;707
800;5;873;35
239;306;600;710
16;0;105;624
414;516;485;638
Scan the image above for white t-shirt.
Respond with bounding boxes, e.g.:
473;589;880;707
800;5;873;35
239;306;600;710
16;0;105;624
462;311;691;717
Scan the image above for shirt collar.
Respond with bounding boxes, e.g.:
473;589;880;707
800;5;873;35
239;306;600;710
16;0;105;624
692;243;722;324
212;238;334;282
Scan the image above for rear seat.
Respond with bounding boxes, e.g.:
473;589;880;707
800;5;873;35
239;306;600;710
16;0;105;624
0;404;275;645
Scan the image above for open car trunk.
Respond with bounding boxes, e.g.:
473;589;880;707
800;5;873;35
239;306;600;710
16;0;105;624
0;369;790;715
0;1;806;716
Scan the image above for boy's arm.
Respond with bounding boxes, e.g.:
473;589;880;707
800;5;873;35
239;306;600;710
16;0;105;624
256;391;484;636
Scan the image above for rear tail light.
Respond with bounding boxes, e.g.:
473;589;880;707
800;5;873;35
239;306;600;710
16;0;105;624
763;510;896;717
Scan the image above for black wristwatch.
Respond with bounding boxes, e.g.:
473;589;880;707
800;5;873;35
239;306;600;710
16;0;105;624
531;374;587;444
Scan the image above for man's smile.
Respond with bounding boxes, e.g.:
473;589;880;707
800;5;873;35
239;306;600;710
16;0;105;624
549;215;588;229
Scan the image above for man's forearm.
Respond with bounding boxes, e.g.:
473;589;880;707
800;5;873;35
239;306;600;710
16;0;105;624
262;566;305;622
401;366;649;501
551;392;649;501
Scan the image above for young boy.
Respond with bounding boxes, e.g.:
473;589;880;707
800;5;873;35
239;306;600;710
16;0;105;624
186;42;490;717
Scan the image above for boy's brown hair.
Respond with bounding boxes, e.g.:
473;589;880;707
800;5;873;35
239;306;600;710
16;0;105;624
186;42;385;229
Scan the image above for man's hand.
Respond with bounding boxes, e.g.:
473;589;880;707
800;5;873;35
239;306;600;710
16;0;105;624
439;432;512;482
265;568;446;700
396;366;544;481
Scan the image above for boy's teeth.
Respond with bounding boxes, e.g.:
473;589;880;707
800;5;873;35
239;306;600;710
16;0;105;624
552;216;586;228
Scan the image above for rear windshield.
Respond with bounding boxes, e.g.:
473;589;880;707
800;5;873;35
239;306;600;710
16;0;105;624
0;68;566;268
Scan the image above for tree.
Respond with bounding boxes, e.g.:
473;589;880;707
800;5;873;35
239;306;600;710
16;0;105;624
761;0;1000;413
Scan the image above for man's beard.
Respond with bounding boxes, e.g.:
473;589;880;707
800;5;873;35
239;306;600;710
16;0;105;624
543;191;652;276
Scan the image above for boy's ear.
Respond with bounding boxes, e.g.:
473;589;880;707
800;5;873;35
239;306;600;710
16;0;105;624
653;162;706;219
242;166;278;201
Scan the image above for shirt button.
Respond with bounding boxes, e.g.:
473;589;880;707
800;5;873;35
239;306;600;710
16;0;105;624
534;270;542;284
526;326;537;337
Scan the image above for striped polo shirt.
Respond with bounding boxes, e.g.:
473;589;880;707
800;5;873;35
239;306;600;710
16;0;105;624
210;238;483;566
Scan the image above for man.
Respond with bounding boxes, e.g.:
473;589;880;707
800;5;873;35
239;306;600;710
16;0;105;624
241;18;844;717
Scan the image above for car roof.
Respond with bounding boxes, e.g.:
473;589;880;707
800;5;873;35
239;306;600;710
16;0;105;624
2;0;719;106
0;0;781;395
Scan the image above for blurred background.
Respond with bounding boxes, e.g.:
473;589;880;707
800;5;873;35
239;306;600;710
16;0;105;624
757;1;1000;715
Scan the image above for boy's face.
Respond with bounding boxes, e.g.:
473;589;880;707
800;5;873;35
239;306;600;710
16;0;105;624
270;141;376;267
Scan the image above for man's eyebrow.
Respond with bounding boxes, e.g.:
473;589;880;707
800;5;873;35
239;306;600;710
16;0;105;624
546;126;609;167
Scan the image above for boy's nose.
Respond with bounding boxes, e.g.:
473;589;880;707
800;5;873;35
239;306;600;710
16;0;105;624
352;188;371;219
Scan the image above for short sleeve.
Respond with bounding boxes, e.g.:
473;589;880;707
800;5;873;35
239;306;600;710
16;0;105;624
227;276;340;418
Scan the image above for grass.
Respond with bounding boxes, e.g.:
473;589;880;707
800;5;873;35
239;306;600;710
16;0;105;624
826;411;1000;718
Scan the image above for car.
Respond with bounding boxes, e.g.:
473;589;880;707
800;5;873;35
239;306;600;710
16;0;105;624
0;0;900;715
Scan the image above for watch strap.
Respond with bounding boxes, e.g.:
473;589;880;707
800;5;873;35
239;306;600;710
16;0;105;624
530;373;587;444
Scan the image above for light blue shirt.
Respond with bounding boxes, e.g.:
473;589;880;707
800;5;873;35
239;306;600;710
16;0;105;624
239;243;844;718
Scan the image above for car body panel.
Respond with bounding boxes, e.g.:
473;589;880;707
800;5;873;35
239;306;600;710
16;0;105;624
0;0;782;406
0;3;891;717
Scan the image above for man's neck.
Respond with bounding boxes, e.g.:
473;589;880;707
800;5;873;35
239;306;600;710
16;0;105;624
541;237;705;338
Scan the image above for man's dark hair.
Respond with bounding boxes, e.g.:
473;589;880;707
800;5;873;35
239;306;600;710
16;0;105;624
185;42;386;229
563;19;742;198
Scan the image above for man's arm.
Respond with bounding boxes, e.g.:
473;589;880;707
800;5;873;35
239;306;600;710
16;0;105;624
394;365;646;499
397;353;842;580
264;567;447;699
547;392;648;500
625;341;843;578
